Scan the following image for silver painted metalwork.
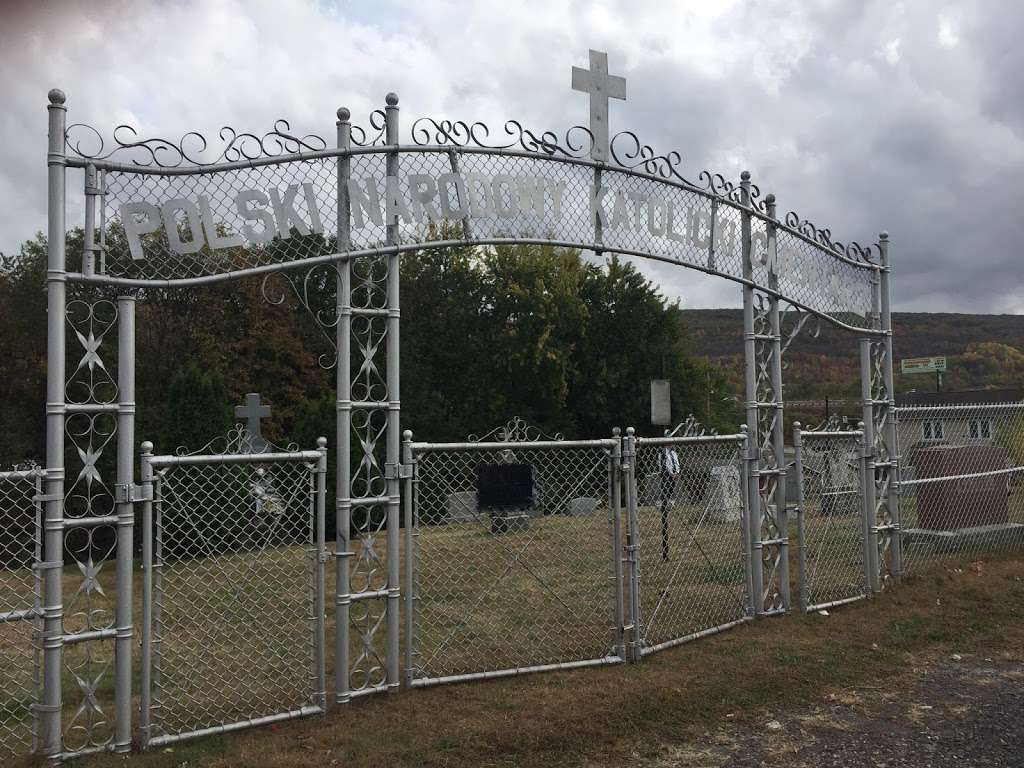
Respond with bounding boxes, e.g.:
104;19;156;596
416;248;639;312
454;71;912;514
628;431;751;655
405;435;623;685
138;430;327;748
741;178;788;615
793;423;870;613
19;68;897;758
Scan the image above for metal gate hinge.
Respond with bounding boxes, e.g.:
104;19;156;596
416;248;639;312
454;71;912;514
385;463;412;480
114;483;153;503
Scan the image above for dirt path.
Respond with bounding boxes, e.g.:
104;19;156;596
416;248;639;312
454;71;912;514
640;655;1024;767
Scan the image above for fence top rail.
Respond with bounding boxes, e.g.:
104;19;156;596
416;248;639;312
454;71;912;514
896;401;1024;414
635;433;745;446
902;464;1023;486
799;429;864;439
409;438;617;453
147;449;323;468
0;468;44;482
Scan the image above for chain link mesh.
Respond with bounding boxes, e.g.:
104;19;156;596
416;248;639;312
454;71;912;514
409;442;618;682
94;147;876;327
148;455;321;742
0;469;41;761
896;403;1024;572
632;437;748;653
796;431;867;611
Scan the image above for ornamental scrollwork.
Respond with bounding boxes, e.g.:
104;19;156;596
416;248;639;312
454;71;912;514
65;119;328;168
260;263;340;369
408;116;594;160
783;210;878;265
469;416;563;443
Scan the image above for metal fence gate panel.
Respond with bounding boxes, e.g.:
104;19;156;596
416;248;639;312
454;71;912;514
140;446;327;748
405;438;623;686
793;427;869;613
0;469;42;761
628;433;750;657
896;402;1024;573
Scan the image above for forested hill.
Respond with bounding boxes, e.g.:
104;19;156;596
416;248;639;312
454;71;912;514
682;310;1024;361
682;310;1024;405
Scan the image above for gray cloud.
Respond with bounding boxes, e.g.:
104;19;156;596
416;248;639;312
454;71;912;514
0;0;1021;312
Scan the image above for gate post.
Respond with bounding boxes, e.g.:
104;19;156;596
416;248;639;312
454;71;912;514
138;442;154;749
315;437;328;711
792;423;808;613
764;194;790;613
402;430;415;688
622;428;642;661
114;291;136;752
860;340;880;593
609;428;625;661
740;179;762;615
384;92;402;691
877;234;902;581
334;106;352;705
42;88;68;759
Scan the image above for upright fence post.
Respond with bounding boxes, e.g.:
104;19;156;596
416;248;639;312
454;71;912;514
623;427;641;661
139;442;154;749
858;413;877;593
878;233;902;580
739;425;755;616
739;173;763;615
384;92;402;691
315;437;328;711
42;87;68;760
610;428;625;661
402;430;415;688
114;291;136;752
335;106;352;705
793;423;808;613
765;193;789;613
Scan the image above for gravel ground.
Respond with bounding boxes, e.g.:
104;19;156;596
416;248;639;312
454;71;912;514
639;655;1024;767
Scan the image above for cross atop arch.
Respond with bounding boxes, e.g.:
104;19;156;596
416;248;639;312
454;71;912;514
571;49;626;163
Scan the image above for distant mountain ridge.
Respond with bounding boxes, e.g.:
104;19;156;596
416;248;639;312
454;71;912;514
681;310;1024;361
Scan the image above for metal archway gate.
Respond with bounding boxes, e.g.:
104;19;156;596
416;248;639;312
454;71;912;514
9;48;902;760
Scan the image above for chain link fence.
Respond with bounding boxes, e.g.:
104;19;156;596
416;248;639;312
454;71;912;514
405;438;623;686
630;434;750;656
141;448;326;748
896;403;1024;573
0;468;42;762
793;428;868;612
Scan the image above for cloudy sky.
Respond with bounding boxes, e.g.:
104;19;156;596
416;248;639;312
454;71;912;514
1;0;1021;312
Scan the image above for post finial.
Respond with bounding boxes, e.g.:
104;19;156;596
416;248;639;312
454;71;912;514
337;107;351;122
48;89;66;105
385;92;399;106
879;231;889;241
141;440;153;454
740;170;751;182
765;193;775;204
403;429;413;441
317;436;328;449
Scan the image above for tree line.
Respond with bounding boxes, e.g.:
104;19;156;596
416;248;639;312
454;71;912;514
0;230;735;469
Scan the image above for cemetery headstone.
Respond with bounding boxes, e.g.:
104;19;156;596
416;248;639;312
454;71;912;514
708;464;742;522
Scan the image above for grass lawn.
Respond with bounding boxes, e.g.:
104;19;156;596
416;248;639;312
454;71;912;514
70;551;1024;768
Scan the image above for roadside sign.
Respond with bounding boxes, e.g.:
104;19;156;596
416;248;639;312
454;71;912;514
901;356;947;375
651;379;671;426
